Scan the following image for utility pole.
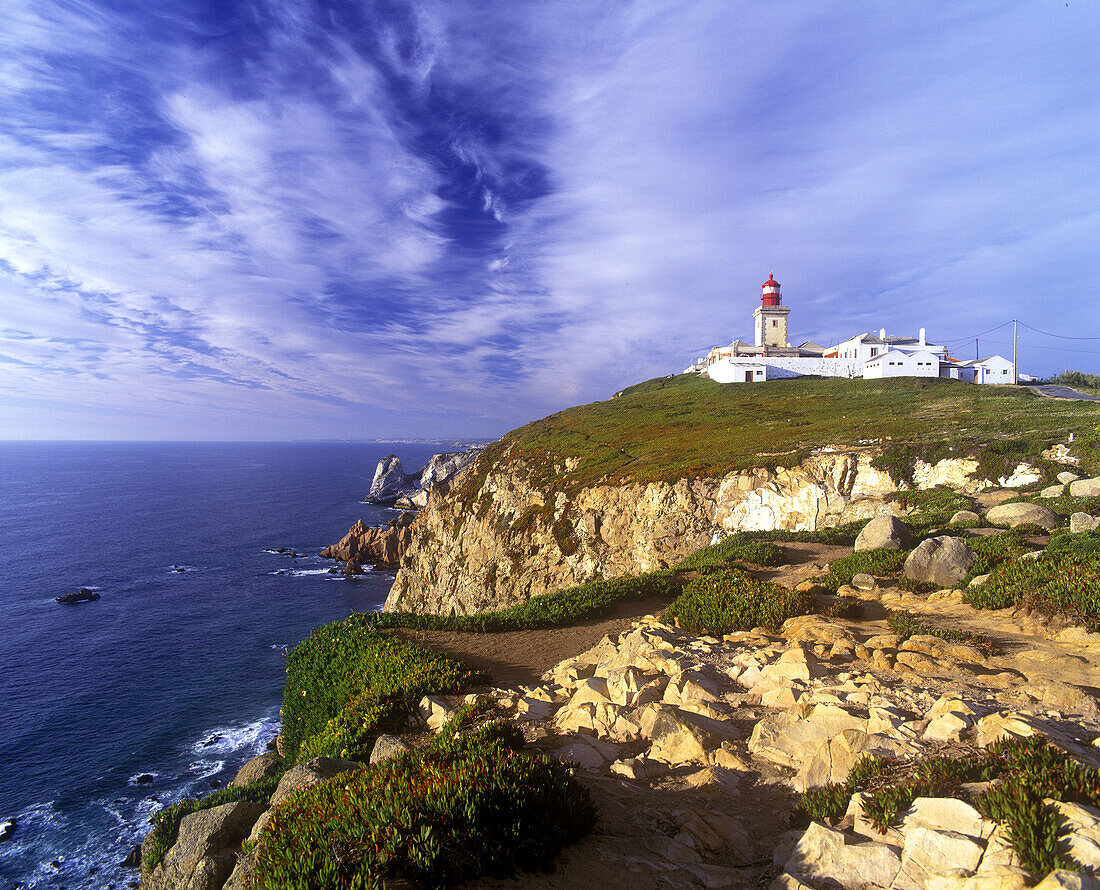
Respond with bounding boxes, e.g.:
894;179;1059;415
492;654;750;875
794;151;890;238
975;338;979;361
1013;318;1018;384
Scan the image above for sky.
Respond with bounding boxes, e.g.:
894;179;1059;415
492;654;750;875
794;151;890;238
1;0;1098;440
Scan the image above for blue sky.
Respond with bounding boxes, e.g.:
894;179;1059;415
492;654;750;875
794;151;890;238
1;1;1098;440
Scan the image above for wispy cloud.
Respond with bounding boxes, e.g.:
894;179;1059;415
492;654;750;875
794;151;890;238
1;0;1098;439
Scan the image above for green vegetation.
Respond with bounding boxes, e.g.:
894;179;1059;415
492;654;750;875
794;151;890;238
280;619;483;764
798;737;1100;879
818;548;908;592
822;596;865;619
673;522;866;574
886;610;994;654
965;530;1100;630
1043;370;1100;394
144;771;286;871
662;567;812;634
253;718;595;889
368;571;677;634
966;529;1033;577
887;486;978;530
457;377;1095;508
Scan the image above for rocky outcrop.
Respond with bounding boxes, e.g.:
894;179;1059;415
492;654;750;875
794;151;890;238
56;587;100;604
320;512;417;569
364;448;483;506
386;447;996;615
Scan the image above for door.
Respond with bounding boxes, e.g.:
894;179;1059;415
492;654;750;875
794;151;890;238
745;371;753;383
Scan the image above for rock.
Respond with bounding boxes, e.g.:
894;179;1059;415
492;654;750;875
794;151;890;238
900;798;992;840
0;820;15;843
855;515;915;551
785;822;902;889
999;464;1042;488
749;702;867;768
136;773;154;784
142;800;266;890
370;734;411;764
1040;485;1064;499
904;536;975;587
55;587;100;604
895;826;985;890
1048;800;1100;871
796;728;876;790
320;516;416;569
120;842;141;867
1070;478;1100;498
417;695;455;732
1071;513;1100;534
850;573;877;591
649;706;738;764
985;502;1061;530
1057;470;1081;483
366;454;414;503
268;756;362;808
758;646;821;685
1034;871;1100;890
365;449;483;505
230;752;282;787
555;741;606;771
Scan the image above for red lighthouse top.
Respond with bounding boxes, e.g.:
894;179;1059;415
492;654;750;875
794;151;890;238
761;272;782;306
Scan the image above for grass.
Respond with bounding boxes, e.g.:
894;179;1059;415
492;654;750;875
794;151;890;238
143;770;286;871
887;609;995;655
453;376;1098;514
965;529;1100;630
662;567;813;634
280;619;483;764
252;717;596;889
798;736;1100;880
367;571;677;634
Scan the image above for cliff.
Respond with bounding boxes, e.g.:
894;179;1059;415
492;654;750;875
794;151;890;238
384;375;1082;616
385;446;1004;614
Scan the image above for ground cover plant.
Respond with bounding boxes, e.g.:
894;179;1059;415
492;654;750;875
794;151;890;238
886;609;994;654
887;487;978;530
252;718;596;889
673;522;867;575
143;770;286;870
280;619;482;763
965;529;1034;578
816;547;908;592
452;376;1096;511
798;736;1100;879
368;570;677;634
965;529;1100;630
662;567;812;634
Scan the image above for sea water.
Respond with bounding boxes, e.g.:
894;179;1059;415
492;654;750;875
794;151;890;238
0;442;448;888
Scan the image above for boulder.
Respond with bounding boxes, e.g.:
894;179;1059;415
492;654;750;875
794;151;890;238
230;752;282;787
268;756;362;808
142;800;266;890
855;515;915;551
904;536;975;587
1071;513;1100;534
1057;470;1081;483
648;706;739;764
894;826;985;890
1070;478;1100;498
784;822;902;889
1049;800;1100;871
985;502;1061;530
950;510;981;525
370;734;411;764
417;695;456;732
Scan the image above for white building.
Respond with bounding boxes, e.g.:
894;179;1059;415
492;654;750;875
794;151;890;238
863;349;943;379
698;274;1019;385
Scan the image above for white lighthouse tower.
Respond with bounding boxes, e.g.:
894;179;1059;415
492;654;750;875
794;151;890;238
753;272;791;349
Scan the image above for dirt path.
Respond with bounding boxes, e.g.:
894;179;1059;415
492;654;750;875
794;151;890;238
391;593;678;687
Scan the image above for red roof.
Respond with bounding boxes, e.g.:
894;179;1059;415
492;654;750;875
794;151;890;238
763;274;780;289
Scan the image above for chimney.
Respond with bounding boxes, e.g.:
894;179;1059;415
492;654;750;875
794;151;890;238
879;328;886;339
919;327;926;346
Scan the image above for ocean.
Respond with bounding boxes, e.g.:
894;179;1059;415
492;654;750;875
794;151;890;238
0;441;449;889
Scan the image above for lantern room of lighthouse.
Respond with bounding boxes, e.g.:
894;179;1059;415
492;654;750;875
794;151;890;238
753;273;791;349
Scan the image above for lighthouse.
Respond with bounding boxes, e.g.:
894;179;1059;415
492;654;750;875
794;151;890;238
753;272;791;349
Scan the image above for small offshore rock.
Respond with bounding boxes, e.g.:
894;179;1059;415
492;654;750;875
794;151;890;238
55;587;100;604
0;820;15;843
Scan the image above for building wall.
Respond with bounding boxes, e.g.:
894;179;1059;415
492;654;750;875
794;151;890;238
706;356;862;383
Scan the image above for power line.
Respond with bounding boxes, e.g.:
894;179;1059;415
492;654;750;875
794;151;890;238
1018;321;1100;341
940;320;1014;345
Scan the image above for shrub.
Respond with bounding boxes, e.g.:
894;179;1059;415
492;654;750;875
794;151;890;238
675;523;866;574
280;620;482;763
368;571;677;634
663;568;812;634
252;720;596;889
886;610;994;654
144;770;286;871
826;548;908;586
822;597;864;619
965;530;1100;630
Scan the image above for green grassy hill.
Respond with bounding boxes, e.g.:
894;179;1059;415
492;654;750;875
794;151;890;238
460;376;1099;498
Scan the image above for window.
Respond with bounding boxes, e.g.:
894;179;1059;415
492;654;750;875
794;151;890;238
871;348;878;356
772;320;778;327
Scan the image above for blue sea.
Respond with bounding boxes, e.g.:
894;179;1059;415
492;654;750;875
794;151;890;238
0;442;452;889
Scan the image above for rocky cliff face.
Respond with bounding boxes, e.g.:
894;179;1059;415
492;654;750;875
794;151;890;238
384;447;998;616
